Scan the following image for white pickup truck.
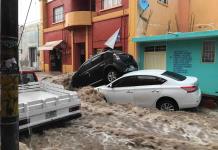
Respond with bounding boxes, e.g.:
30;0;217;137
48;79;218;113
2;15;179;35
18;71;81;131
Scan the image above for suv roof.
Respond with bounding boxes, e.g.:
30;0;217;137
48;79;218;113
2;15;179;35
90;50;127;59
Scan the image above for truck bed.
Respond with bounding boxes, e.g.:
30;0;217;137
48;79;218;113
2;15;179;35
19;81;81;130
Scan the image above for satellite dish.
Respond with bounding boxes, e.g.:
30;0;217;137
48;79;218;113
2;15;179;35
139;0;149;10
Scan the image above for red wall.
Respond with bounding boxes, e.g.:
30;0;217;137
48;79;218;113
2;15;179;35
46;0;93;27
72;0;91;11
89;15;128;53
44;30;72;65
44;0;129;71
74;27;86;43
95;0;128;15
47;0;74;27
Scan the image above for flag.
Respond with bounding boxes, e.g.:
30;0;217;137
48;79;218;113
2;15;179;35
139;0;149;10
104;28;120;49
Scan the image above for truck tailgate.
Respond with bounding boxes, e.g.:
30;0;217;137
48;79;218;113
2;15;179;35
18;82;81;130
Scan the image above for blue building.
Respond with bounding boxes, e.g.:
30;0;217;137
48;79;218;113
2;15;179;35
133;30;218;96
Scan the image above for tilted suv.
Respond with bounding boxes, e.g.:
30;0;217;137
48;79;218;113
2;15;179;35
71;50;138;88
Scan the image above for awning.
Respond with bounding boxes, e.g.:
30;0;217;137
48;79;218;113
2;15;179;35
38;40;63;51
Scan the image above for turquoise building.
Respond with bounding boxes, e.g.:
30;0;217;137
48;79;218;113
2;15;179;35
133;30;218;96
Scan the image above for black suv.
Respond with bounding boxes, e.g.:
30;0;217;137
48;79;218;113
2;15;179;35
71;50;138;88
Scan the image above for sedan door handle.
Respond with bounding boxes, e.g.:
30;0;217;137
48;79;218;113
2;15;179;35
127;90;133;93
152;90;159;93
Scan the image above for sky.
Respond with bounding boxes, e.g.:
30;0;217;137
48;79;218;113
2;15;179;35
18;0;40;25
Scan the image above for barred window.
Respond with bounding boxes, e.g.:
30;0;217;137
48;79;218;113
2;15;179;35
202;41;216;63
102;0;121;9
158;0;168;5
145;46;166;52
53;6;64;23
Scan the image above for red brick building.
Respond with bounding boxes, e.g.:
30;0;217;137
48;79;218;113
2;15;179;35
39;0;129;73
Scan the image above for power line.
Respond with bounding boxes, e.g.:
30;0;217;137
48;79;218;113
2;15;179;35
18;0;33;47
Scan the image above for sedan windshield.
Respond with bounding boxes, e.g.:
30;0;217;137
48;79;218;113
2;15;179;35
162;71;186;81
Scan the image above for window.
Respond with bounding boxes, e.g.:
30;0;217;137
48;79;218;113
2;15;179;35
202;41;216;63
135;76;166;86
53;6;64;23
158;0;168;5
91;54;103;66
145;46;166;52
112;75;165;87
118;54;134;65
112;76;136;87
162;71;186;81
102;0;122;10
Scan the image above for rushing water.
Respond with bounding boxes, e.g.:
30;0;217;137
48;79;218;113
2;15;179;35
19;73;218;150
20;87;218;150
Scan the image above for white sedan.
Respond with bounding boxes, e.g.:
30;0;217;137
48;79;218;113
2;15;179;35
96;70;201;111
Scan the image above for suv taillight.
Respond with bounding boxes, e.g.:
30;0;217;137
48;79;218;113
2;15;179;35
181;86;198;93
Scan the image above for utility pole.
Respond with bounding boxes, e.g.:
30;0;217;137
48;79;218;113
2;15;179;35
1;0;19;149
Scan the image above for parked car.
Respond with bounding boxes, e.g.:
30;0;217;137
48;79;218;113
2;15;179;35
96;70;201;111
71;50;138;88
19;70;38;84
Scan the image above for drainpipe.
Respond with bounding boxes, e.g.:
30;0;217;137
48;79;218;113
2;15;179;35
1;0;19;150
37;24;40;70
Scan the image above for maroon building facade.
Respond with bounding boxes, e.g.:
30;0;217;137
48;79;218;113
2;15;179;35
40;0;129;73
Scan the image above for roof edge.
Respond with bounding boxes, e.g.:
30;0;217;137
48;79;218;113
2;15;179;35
132;30;218;43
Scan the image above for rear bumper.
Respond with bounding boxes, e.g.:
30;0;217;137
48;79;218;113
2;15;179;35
180;89;202;109
19;112;81;132
19;104;81;131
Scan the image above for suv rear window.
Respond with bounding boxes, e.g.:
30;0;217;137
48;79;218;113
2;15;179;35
162;71;186;81
118;54;134;64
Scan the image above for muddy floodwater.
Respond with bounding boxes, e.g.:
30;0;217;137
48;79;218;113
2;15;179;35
20;73;218;150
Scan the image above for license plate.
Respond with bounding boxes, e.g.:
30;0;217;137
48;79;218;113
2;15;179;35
45;110;57;119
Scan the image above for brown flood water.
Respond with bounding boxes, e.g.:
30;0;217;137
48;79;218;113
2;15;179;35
20;86;218;150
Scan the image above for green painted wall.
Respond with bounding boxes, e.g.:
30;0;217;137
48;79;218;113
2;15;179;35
167;38;218;96
137;43;144;69
137;38;218;96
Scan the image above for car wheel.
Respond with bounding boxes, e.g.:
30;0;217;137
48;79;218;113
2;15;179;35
157;100;179;111
106;69;118;83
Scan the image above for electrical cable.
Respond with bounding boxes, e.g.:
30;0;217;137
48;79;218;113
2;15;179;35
18;1;34;149
18;0;33;47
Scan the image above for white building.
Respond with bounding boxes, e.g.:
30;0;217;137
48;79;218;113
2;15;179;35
19;23;40;70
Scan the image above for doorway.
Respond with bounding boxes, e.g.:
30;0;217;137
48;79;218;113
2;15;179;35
29;47;37;67
75;43;85;69
50;48;62;71
144;45;166;69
